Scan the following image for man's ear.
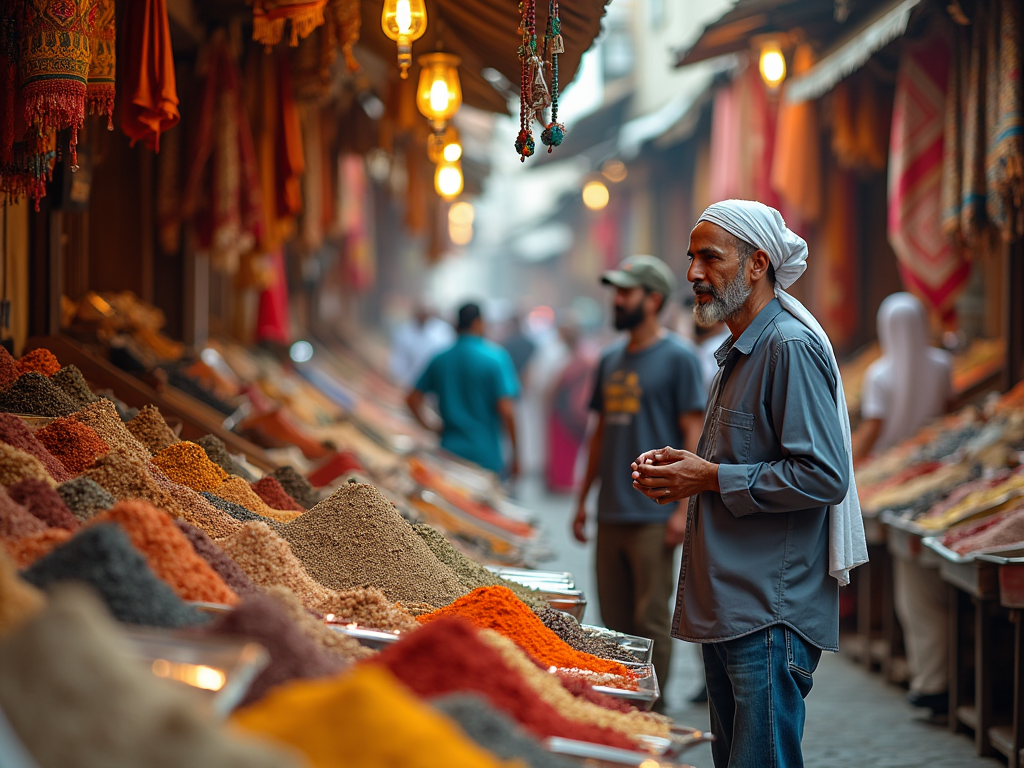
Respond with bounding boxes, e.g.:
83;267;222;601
749;249;772;283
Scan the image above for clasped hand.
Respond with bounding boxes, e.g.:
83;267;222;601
631;447;719;504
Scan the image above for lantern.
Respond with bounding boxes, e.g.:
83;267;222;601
381;0;427;79
427;125;462;163
759;43;787;88
417;53;462;133
435;160;464;200
582;180;609;211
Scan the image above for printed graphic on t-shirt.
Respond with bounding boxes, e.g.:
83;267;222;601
604;370;641;425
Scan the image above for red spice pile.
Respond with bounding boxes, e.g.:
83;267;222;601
0;346;18;389
557;673;638;713
88;500;239;606
16;348;61;377
419;586;632;677
7;479;80;531
0;413;72;482
4;528;73;568
367;617;637;749
251;476;305;512
0;487;46;539
36;417;111;474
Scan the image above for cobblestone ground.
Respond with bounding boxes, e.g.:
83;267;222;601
519;477;1002;768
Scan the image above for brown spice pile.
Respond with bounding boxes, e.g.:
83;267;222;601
152;441;229;491
0;373;78;417
271;465;319;508
252;476;305;512
0;346;18;390
16;348;61;377
7;479;80;531
174;519;260;597
146;464;242;539
213;477;302;523
81;448;183;516
0;412;73;482
196;434;256;481
50;364;101;406
126;405;179;454
219;522;418;632
0;444;58;488
4;528;74;569
0;487;46;538
35;416;111;474
278;483;467;608
535;607;643;664
89;500;239;605
73;399;151;464
263;585;375;662
0;549;45;637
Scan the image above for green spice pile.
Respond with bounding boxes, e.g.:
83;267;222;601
74;399;151;463
197;434;256;481
0;412;73;481
50;364;101;406
126;404;179;454
36;416;111;474
271;465;319;508
0;372;78;416
534;607;641;663
0;444;58;487
278;483;467;608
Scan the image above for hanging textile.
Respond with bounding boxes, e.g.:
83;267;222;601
276;53;305;219
987;0;1023;240
252;0;327;49
888;23;969;322
771;45;823;226
708;82;741;203
255;249;292;344
820;162;859;348
86;0;115;127
120;0;179;151
831;72;890;171
2;4;22;169
19;0;93;167
326;0;360;72
291;27;334;102
299;103;324;252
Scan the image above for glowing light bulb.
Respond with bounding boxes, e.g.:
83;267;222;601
759;44;787;88
582;180;609;211
395;0;412;34
429;79;450;114
442;141;462;162
435;162;464;199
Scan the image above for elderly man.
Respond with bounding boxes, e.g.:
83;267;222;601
631;201;867;768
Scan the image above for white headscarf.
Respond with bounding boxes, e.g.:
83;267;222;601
696;199;868;586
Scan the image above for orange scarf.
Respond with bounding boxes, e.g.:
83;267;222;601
120;0;179;151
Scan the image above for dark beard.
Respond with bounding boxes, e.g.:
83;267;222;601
614;303;647;331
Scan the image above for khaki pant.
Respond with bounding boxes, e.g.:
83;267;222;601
893;556;949;695
596;522;676;711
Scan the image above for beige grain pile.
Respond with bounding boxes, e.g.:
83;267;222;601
81;448;184;517
0;444;57;487
262;585;375;662
126;405;180;454
74;399;152;464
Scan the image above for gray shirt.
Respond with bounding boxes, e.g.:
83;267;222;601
590;335;706;525
672;299;849;651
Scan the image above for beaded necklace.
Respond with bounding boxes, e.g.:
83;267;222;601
515;0;539;161
540;0;564;152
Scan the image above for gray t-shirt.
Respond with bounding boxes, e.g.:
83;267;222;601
589;335;706;524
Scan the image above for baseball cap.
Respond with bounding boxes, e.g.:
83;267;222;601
600;254;677;299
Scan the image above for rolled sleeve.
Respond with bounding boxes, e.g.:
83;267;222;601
718;463;759;517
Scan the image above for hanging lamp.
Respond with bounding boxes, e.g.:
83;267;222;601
427;124;461;163
435;159;464;200
381;0;427;78
416;52;462;134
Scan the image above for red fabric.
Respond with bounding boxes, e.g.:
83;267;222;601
120;0;179;151
255;249;291;345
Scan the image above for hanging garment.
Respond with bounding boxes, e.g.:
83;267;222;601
252;0;327;48
86;0;115;127
986;0;1023;240
120;0;179;151
888;24;969;322
771;45;823;227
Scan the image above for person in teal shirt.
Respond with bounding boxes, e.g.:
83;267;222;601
406;303;521;477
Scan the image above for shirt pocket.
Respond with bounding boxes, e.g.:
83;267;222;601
713;407;754;464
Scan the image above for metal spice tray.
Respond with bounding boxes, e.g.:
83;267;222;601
590;662;660;711
538;588;587;622
545;726;712;766
580;624;654;664
119;626;268;718
326;624;403;650
922;537;1000;599
974;546;1024;608
486;567;576;590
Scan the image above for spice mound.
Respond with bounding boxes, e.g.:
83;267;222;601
153;441;230;491
219;522;418;632
8;479;80;531
35;416;110;475
73;398;151;463
252;476;305;512
414;523;545;608
174;519;259;597
51;364;101;406
0;549;45;637
261;585;375;663
0;412;73;482
366;616;637;749
0;372;78;416
5;528;74;569
0;486;47;538
420;586;633;677
0;346;18;389
233;664;519;768
82;448;183;516
0;585;302;768
21;523;206;628
57;477;116;520
0;443;58;487
126;404;180;454
204;593;345;707
278;483;467;607
534;606;642;663
202;491;273;523
197;434;256;481
90;500;239;605
271;465;318;508
214;477;301;522
433;693;577;768
148;466;242;539
16;348;61;377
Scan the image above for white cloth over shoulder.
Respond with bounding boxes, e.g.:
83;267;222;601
696;199;869;586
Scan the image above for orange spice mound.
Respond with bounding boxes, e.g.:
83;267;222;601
418;586;633;677
4;528;73;568
88;499;239;605
213;477;302;523
16;348;61;377
35;417;111;475
152;441;229;492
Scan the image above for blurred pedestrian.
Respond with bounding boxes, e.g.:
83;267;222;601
389;303;455;389
545;321;597;493
572;255;705;710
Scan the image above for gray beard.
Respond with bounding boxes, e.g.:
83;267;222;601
692;271;752;326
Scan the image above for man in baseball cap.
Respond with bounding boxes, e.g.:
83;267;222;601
573;254;705;710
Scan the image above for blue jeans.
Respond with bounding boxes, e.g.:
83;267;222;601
702;625;822;768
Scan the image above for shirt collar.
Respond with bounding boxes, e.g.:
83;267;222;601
714;298;784;365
